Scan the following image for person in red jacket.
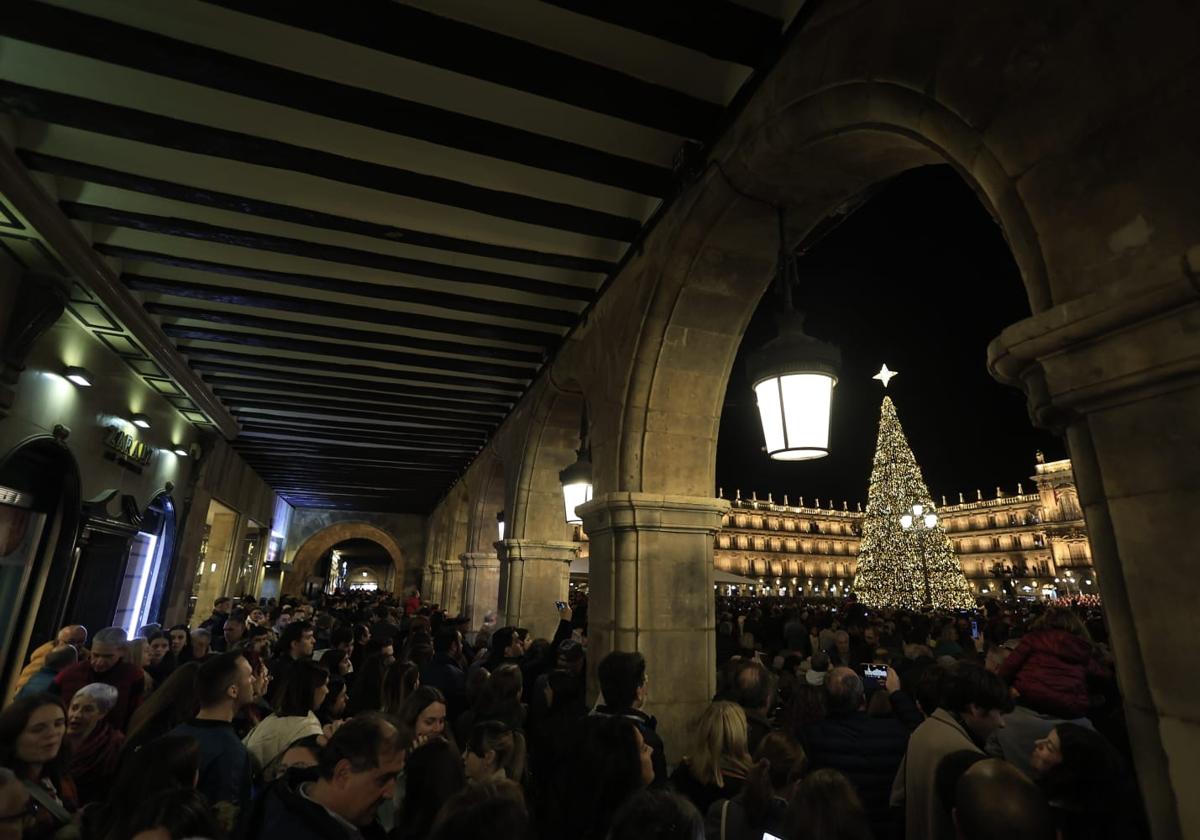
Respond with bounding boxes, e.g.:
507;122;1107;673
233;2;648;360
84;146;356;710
53;627;146;733
997;607;1106;719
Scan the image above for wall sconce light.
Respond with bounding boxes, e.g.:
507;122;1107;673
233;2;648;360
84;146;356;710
131;413;151;429
64;366;93;387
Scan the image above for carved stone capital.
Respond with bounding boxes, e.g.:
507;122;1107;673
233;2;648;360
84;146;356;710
577;492;731;537
988;274;1200;433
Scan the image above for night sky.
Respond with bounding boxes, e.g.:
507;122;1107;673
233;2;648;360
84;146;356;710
716;165;1066;509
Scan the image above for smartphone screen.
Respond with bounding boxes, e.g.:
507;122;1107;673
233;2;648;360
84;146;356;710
970;620;980;639
862;662;888;688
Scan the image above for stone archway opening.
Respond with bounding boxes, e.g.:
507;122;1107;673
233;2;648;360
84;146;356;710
578;85;1065;778
286;522;406;596
715;164;1072;602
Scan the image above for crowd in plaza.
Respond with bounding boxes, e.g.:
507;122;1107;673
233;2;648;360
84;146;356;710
0;589;1146;840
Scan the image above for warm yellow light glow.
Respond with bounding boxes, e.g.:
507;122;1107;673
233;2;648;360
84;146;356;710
562;481;592;525
754;373;834;461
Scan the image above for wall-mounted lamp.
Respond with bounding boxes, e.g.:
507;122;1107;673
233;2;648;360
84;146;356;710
559;407;593;525
172;447;189;457
64;366;93;387
496;510;506;542
131;413;151;429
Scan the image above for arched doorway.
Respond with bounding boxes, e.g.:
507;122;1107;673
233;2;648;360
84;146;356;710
0;435;81;696
286;522;405;597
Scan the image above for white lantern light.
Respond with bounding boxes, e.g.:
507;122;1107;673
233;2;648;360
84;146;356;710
899;514;914;530
752;373;836;460
923;513;938;529
746;211;841;462
496;510;505;542
912;504;924;516
559;408;593;525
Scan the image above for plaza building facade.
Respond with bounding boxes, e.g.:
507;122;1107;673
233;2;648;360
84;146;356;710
713;456;1095;601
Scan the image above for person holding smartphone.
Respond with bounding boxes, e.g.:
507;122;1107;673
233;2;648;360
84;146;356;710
797;666;920;839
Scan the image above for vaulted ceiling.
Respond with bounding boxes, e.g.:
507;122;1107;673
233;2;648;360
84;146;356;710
0;0;805;511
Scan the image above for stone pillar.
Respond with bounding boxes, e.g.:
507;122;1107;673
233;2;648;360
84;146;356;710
988;272;1199;840
424;562;444;609
578;492;729;764
460;552;501;630
441;558;466;616
497;539;576;639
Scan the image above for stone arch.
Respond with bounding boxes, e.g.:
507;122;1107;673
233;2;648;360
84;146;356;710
595;83;1049;498
286;521;406;595
488;377;588;636
464;449;506;554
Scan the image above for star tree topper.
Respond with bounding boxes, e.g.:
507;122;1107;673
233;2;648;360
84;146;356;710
873;363;898;388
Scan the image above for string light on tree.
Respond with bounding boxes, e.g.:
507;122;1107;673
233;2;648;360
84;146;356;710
852;365;975;610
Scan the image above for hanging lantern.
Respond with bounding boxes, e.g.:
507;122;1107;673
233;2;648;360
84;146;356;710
496;510;505;542
746;210;841;461
559;407;593;525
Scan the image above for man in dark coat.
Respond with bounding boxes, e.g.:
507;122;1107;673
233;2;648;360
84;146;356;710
250;714;405;840
199;596;232;636
590;650;668;786
800;666;921;839
419;627;467;720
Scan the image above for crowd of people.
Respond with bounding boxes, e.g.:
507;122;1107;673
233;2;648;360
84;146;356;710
0;589;1147;840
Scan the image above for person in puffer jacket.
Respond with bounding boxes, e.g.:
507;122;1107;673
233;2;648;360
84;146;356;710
998;607;1107;719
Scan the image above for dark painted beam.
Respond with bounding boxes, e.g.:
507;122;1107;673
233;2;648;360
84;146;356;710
235;419;487;447
0;81;642;240
235;446;466;468
207;377;506;417
104;245;578;327
125;274;559;349
541;0;781;67
164;324;534;381
225;395;499;431
180;345;521;394
192;360;514;405
199;0;723;138
232;412;489;442
71;203;594;302
22;152;616;274
237;428;472;461
0;2;673;196
147;302;542;365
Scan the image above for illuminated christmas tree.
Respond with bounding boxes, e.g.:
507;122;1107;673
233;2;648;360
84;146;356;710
853;370;975;610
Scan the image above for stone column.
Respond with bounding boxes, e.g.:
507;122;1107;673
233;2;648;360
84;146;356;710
988;272;1199;840
441;557;466;616
578;492;729;763
424;562;444;609
460;552;501;630
497;539;576;639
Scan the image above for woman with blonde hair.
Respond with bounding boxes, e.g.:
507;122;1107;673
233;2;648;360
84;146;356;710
669;701;753;816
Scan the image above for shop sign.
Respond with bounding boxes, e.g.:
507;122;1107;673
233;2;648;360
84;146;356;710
104;426;154;467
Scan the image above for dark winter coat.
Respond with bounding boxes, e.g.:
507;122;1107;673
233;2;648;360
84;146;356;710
590;705;668;786
997;629;1102;718
670;761;745;818
800;709;912;838
249;772;388;840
